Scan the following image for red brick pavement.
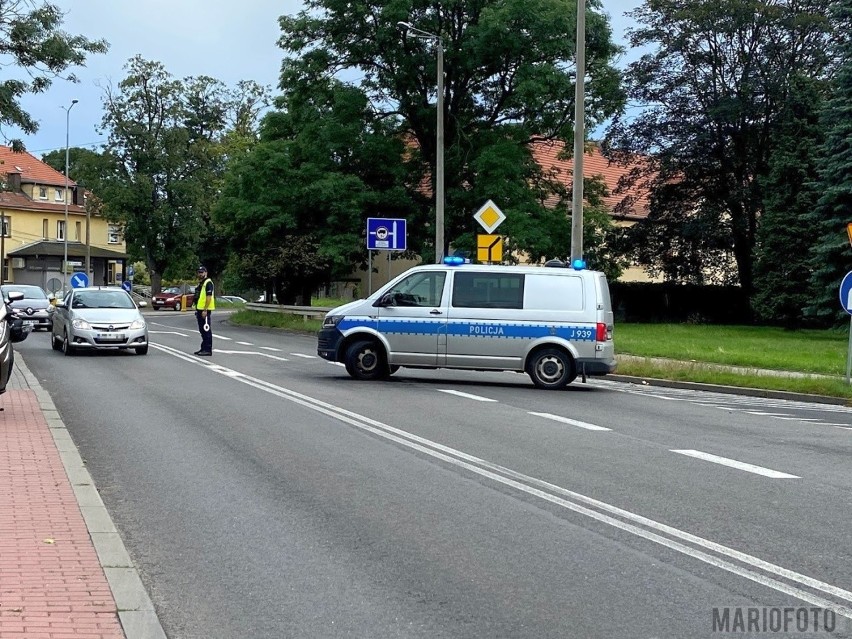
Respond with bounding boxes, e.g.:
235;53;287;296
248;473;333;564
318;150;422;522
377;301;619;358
0;389;125;639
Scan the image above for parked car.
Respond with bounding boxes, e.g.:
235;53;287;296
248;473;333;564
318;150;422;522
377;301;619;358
51;287;149;356
0;290;30;394
151;286;195;311
0;284;53;330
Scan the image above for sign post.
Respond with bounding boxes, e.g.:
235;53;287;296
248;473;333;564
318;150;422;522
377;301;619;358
366;218;407;295
839;271;852;383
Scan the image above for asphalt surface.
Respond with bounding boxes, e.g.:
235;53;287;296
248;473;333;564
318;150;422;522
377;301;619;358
17;312;852;638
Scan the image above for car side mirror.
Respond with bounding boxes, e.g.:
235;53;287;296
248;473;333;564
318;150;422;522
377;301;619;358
373;293;394;308
55;300;67;308
6;291;23;303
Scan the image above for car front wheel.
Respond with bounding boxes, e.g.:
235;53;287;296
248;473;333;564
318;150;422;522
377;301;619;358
344;340;387;381
51;331;61;351
174;301;182;312
62;330;75;356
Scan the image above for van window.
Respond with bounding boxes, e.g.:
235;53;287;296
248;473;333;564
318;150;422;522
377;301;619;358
524;275;584;311
386;271;446;307
452;272;524;309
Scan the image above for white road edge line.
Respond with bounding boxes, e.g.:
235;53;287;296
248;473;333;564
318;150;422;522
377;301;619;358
149;330;189;336
528;412;611;431
290;353;316;359
260;347;282;352
213;349;289;362
671;449;800;479
149;341;852;618
438;389;497;402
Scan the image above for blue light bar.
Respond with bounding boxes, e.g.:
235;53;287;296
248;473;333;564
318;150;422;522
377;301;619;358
571;259;586;271
443;256;466;266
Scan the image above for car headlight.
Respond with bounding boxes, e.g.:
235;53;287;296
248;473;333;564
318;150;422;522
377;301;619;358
72;318;92;330
322;315;344;328
129;319;146;330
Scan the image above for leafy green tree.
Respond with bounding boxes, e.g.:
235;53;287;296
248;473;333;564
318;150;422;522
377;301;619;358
806;0;852;325
0;1;107;150
215;80;413;304
92;57;266;293
276;0;626;272
607;0;841;297
752;75;826;327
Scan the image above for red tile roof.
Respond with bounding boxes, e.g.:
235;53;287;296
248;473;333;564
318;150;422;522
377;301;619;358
0;189;85;214
530;141;649;220
0;145;76;187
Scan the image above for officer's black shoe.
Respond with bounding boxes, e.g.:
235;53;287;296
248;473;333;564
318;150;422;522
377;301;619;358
197;351;212;356
193;349;203;355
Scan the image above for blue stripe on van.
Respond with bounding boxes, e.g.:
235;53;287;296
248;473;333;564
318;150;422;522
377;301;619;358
338;318;596;341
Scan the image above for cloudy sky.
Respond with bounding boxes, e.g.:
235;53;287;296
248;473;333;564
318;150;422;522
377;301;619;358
13;0;643;159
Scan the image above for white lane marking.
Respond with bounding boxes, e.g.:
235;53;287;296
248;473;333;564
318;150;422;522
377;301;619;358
149;330;189;336
329;361;345;367
213;349;289;361
149;341;852;618
261;346;282;352
772;417;822;422
528;412;611;431
214;335;232;341
236;341;254;346
290;353;316;359
671;449;800;479
746;411;792;417
836;426;852;431
438;389;497;402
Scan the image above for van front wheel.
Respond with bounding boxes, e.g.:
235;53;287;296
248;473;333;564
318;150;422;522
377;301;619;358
527;348;574;390
344;340;387;381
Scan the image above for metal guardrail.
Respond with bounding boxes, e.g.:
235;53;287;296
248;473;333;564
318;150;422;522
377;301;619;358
243;303;331;321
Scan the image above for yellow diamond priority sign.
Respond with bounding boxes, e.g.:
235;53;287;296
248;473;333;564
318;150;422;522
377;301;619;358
473;200;506;234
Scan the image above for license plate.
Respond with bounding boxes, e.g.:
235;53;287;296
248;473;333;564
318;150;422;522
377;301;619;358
97;333;125;340
23;320;36;326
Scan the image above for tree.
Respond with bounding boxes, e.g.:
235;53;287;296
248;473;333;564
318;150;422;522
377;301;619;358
752;75;826;327
0;1;107;150
215;80;414;303
276;0;626;274
93;57;267;293
806;0;852;324
607;0;841;298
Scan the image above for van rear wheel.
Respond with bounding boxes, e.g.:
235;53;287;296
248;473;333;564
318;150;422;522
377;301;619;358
344;340;387;381
527;348;573;390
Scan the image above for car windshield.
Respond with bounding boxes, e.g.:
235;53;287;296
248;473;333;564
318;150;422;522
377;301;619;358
71;291;135;310
163;287;182;294
1;285;47;300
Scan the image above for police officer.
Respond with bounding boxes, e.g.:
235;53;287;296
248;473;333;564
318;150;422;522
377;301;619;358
193;265;215;356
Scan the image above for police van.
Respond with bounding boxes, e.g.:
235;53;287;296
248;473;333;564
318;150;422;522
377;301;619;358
317;257;616;389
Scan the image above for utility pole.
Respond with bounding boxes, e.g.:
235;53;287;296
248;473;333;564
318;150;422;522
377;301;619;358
570;0;586;264
62;99;78;291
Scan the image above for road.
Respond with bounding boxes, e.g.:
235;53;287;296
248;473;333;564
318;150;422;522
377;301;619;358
18;311;852;638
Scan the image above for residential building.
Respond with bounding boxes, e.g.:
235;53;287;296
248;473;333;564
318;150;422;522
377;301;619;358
0;146;129;294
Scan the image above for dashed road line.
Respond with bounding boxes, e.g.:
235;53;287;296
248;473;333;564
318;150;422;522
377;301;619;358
213;349;289;362
236;341;254;346
260;346;282;352
290;353;316;359
437;389;497;402
671;449;800;479
528;412;611;431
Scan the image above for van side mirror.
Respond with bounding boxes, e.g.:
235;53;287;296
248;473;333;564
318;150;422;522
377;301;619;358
373;293;394;308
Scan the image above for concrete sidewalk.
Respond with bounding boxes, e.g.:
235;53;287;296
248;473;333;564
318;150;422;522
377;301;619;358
0;355;166;639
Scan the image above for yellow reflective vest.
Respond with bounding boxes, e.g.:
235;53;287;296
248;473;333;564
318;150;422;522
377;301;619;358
196;278;216;310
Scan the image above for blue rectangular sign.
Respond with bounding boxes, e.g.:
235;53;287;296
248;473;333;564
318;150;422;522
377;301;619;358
367;218;407;251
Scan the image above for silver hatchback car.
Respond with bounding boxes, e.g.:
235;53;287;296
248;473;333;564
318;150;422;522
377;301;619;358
51;287;149;355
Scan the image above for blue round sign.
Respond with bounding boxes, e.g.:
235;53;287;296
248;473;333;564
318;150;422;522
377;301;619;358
839;271;852;315
70;272;89;288
122;280;132;293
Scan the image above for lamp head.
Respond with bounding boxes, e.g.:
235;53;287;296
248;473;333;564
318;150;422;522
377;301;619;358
71;99;78;104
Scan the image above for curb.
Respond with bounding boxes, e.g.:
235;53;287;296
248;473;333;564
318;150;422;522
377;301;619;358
16;354;169;639
607;373;852;407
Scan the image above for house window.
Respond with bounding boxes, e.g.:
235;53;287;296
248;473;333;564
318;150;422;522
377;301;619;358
107;225;120;244
0;216;9;238
42;219;48;239
38;187;47;200
57;220;65;241
55;188;63;201
75;221;81;241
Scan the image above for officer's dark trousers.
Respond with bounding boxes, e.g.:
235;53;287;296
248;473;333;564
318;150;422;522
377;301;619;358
196;310;213;353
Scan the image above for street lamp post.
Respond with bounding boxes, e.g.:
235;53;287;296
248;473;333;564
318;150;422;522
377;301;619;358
398;22;445;263
61;99;78;291
570;0;586;264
